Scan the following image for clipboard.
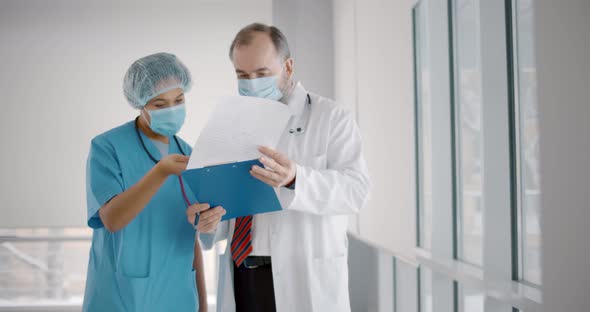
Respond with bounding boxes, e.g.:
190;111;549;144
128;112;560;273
181;159;283;221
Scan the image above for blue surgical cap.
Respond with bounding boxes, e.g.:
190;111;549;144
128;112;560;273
123;52;192;109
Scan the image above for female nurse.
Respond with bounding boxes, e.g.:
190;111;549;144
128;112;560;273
82;52;226;312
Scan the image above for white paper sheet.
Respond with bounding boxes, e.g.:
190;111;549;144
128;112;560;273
187;96;292;169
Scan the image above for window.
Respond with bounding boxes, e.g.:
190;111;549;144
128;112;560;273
409;0;542;310
414;0;433;250
457;284;484;312
509;0;541;286
394;258;420;312
0;228;90;307
0;228;220;309
451;0;484;266
419;267;433;312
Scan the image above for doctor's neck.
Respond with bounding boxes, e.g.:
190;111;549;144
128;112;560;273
136;114;170;144
279;78;296;104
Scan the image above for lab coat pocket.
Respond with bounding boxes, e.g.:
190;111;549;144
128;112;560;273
116;215;151;278
312;254;347;305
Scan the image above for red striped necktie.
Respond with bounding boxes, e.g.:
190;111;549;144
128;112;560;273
231;216;253;267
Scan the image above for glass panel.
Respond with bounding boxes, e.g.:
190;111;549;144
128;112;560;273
414;1;433;250
395;259;419;312
513;0;541;286
458;284;484;312
453;0;484;266
0;228;90;306
0;228;219;308
419;267;433;312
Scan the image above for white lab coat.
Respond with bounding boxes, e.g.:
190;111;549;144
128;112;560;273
200;83;371;312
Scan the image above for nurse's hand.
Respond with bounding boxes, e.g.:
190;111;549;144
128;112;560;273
251;146;297;187
156;154;189;176
187;203;226;233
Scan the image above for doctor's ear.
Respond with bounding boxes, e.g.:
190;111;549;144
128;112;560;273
283;58;294;79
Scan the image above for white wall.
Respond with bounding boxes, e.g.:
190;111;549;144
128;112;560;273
278;0;417;256
272;0;335;99
334;0;417;257
536;0;590;310
0;0;272;228
333;2;417;309
333;0;358;115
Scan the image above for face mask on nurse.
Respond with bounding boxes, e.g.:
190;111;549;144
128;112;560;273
141;88;187;137
144;104;186;137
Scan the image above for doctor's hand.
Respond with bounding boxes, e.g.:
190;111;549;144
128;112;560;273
250;146;297;188
156;154;189;176
187;203;226;233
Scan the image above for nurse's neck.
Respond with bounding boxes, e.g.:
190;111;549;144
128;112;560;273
137;114;170;144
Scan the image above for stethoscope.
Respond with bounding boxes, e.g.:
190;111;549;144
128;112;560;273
134;117;193;208
288;93;312;135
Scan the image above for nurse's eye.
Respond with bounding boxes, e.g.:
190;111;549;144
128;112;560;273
176;99;184;104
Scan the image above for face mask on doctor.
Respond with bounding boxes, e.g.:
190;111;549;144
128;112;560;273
144;104;186;137
237;60;291;101
238;75;284;101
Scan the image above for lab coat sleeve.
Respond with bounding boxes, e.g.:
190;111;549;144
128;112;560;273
279;108;371;216
198;220;230;250
86;137;125;229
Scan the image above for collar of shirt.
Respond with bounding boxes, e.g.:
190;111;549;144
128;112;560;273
284;82;307;117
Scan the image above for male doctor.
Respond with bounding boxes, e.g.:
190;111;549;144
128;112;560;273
186;23;371;312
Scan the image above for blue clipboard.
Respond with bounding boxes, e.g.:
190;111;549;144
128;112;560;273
181;159;282;221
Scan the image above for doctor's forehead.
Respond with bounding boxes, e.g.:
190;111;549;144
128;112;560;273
231;33;280;72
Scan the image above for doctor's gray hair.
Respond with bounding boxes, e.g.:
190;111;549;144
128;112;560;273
229;23;291;61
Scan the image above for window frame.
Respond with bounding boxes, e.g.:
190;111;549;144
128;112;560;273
506;0;542;288
411;0;542;311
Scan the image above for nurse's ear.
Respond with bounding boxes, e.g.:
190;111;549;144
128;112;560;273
140;107;151;125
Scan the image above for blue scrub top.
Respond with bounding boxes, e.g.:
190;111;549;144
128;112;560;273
83;120;199;312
